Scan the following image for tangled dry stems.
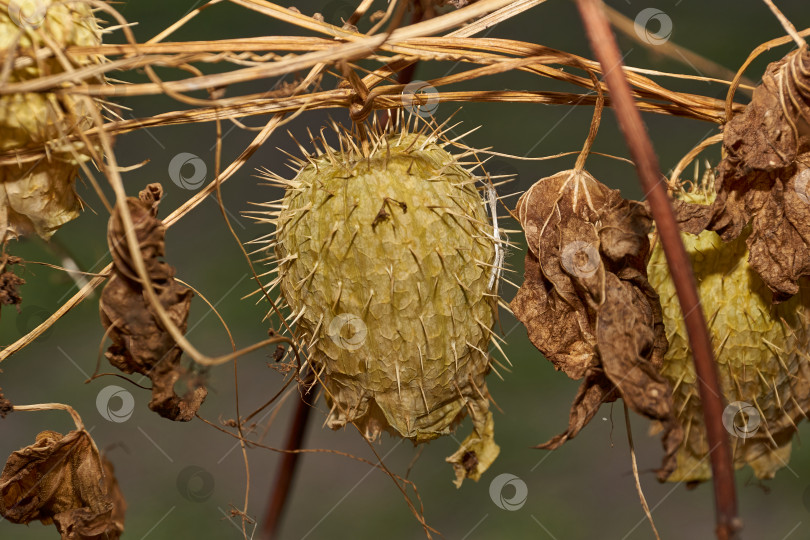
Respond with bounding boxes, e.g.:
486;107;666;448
0;0;767;361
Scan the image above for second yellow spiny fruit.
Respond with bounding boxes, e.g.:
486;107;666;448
648;175;810;482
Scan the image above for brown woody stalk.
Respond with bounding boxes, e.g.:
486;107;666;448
261;376;315;540
574;1;740;539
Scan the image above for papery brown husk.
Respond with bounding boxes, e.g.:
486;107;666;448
0;430;125;539
680;47;810;301
0;254;24;308
511;169;681;478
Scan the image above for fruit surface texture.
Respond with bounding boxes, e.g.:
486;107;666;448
264;126;502;484
648;186;810;482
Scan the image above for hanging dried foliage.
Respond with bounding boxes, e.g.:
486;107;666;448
681;47;810;301
511;169;682;477
0;429;126;539
0;254;24;308
99;183;206;421
0;389;11;419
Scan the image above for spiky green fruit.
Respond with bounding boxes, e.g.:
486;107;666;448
648;177;810;482
261;124;503;485
0;0;106;239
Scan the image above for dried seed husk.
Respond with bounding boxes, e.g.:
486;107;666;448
100;184;206;422
0;0;108;239
511;169;681;478
0;429;126;539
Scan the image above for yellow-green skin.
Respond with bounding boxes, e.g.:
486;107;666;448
274;133;498;481
0;1;104;239
648;191;810;482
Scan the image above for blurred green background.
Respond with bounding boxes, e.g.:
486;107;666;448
2;1;810;539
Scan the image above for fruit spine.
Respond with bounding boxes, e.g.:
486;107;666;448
249;115;508;486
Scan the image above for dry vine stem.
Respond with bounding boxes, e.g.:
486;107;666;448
0;9;750;171
575;1;739;539
11;402;84;431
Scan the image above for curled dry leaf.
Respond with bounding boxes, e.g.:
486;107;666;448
0;388;11;418
99;184;206;421
0;430;125;539
0;254;24;308
684;47;810;300
511;169;681;477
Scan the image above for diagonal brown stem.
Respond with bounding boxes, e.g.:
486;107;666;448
573;1;740;539
261;373;315;540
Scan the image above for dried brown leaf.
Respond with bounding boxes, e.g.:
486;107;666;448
0;430;125;539
722;49;810;175
534;370;617;449
511;169;681;476
0;254;24;308
99;184;206;421
0;388;11;419
597;272;670;414
701;48;810;300
511;253;596;380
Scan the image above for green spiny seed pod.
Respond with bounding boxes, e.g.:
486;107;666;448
253;118;505;486
0;0;106;239
647;170;810;482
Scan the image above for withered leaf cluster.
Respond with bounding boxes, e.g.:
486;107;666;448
679;47;810;301
511;169;682;477
0;388;11;419
100;183;206;421
0;254;24;309
0;430;125;539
